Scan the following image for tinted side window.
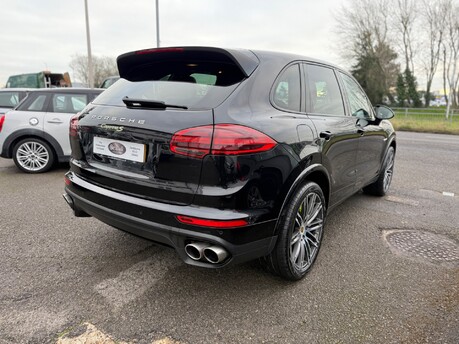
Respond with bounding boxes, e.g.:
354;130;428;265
339;72;373;119
306;65;345;116
27;95;47;111
51;94;88;113
273;64;301;112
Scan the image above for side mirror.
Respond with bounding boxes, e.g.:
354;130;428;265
374;105;394;120
353;108;370;119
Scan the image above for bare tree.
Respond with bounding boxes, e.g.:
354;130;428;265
420;0;445;107
69;54;118;87
441;0;459;116
335;0;399;101
335;0;391;55
393;0;418;73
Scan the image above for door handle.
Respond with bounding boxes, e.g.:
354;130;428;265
47;118;63;124
319;131;332;140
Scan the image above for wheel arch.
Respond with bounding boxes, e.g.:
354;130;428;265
381;135;397;168
2;129;64;160
390;136;397;152
273;164;330;236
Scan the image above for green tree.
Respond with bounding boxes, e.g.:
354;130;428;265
351;32;399;104
352;53;385;104
396;69;422;107
404;68;422;107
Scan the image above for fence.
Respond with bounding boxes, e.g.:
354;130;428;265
391;107;457;123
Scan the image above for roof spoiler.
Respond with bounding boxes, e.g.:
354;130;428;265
117;47;259;81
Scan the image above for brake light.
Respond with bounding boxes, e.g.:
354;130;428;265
170;124;276;159
0;115;4;133
135;47;184;55
176;215;248;228
69;114;79;137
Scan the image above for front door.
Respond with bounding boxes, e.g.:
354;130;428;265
44;93;88;156
338;72;387;190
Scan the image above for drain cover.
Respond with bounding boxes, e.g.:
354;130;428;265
383;230;459;268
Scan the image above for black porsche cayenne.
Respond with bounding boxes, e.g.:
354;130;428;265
64;47;396;280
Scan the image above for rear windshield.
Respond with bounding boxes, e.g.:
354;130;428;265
93;77;240;110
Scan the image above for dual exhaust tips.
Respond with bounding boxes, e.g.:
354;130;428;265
185;242;229;264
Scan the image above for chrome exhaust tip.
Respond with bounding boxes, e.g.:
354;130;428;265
62;193;74;209
185;242;210;261
203;246;229;264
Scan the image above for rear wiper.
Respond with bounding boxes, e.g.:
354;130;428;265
122;97;188;110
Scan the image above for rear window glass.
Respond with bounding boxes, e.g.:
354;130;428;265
93;78;240;110
95;58;246;110
272;64;301;112
0;92;21;108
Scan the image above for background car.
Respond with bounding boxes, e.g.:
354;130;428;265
99;76;120;88
6;71;72;88
0;88;102;173
64;47;396;280
0;88;31;115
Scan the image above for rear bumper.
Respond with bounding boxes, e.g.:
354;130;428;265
64;171;277;268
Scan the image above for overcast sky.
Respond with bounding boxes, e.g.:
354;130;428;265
1;0;348;86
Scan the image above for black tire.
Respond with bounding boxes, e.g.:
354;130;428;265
12;138;55;173
263;181;326;280
363;146;395;196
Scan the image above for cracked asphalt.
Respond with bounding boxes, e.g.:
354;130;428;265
0;131;458;343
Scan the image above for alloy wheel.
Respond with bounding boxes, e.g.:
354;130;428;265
15;141;50;172
383;150;395;192
290;191;324;272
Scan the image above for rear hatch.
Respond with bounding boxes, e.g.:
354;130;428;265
72;47;259;205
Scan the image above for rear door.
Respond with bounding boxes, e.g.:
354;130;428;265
303;64;360;206
44;92;89;155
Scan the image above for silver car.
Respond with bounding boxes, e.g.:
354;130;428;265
0;88;102;173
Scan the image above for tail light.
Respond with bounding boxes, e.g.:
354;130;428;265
0;115;5;133
170;125;213;158
69;114;79;137
170;124;276;159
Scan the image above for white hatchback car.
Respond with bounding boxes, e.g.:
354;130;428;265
0;88;102;173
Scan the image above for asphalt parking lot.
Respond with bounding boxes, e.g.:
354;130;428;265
0;131;458;344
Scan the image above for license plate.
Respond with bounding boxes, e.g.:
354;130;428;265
93;137;146;163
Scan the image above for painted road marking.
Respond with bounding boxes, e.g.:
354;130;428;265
56;322;181;344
